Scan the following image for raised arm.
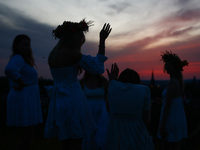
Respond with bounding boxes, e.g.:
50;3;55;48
98;23;112;55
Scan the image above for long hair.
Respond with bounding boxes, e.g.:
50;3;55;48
118;68;141;84
12;34;35;67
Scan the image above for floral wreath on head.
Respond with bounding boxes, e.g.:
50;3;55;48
161;50;189;71
52;18;94;39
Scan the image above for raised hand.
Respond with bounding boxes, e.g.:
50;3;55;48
100;23;112;41
106;63;119;81
98;23;112;55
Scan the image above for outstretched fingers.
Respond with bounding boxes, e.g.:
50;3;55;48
106;63;119;81
105;23;112;34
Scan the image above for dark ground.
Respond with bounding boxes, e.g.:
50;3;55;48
0;77;200;150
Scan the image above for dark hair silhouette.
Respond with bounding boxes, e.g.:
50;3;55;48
161;50;188;95
161;50;188;72
12;34;35;67
118;68;141;84
52;19;93;50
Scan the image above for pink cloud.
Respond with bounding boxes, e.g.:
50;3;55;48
105;31;200;80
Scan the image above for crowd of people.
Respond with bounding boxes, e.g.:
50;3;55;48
4;19;189;150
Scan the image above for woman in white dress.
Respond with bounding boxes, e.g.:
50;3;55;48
105;65;154;150
5;34;43;150
44;19;112;150
157;51;188;150
80;71;109;150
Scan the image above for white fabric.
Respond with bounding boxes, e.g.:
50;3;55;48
157;88;187;142
82;85;109;150
44;54;107;141
5;55;43;126
104;80;154;150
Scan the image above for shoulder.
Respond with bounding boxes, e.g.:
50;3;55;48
9;55;25;65
131;83;150;91
11;55;24;61
109;80;149;90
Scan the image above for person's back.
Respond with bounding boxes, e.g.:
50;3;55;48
108;80;149;120
48;47;81;68
104;68;154;150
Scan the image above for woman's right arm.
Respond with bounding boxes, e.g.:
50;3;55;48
98;23;112;55
5;55;25;90
79;23;111;74
5;55;24;80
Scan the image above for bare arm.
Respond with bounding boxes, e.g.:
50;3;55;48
98;23;112;55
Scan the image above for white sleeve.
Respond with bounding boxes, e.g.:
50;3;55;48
4;55;25;80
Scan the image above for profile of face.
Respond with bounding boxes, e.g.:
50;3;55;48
164;61;177;74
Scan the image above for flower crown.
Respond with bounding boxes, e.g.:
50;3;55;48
161;50;188;71
53;19;93;39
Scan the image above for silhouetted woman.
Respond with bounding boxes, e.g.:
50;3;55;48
44;19;111;150
157;50;188;150
80;71;109;150
5;34;43;150
105;65;154;150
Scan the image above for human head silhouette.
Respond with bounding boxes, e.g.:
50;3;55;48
52;19;93;50
118;68;141;84
12;34;35;66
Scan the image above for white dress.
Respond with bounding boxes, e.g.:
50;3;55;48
104;80;154;150
157;88;187;142
5;55;43;126
82;85;109;150
44;54;107;141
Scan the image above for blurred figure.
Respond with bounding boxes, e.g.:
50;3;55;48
4;34;43;150
104;64;154;150
80;71;109;150
44;19;111;150
157;50;188;150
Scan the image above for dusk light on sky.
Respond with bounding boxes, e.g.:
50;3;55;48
0;0;200;80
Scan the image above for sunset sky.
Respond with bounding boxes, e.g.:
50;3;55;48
0;0;200;80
